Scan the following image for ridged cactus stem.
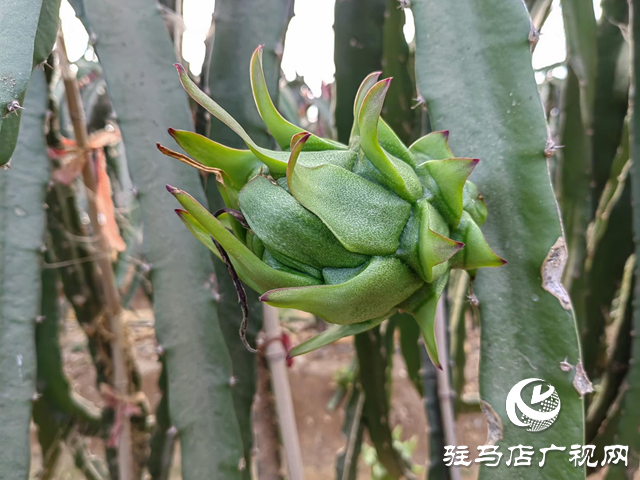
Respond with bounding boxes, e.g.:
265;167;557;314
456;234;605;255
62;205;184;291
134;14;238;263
334;0;385;143
34;261;103;477
147;359;176;480
355;328;410;479
0;68;49;480
57;34;135;480
36;260;103;431
448;271;469;405
421;341;449;480
0;0;43;167
76;0;248;475
335;383;365;480
617;2;640;473
205;3;294;473
412;0;585;477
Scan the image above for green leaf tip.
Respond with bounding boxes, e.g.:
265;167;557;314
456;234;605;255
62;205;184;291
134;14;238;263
166;129;262;188
288;316;386;358
249;45;338;152
450;212;506;269
358;79;422;202
260;256;422;325
417;157;479;226
174;59;290;175
286;132;310;191
410;130;455;161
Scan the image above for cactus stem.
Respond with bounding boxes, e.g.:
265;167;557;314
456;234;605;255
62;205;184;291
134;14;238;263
211;236;257;353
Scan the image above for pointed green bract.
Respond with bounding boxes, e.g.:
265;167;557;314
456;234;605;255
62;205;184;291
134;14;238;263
250;46;342;151
409;131;453;161
172;190;321;292
358;79;422;202
463;181;488;225
417;157;479;226
288;161;412;255
175;64;289;174
377;119;416;166
239;175;368;269
407;276;449;369
169;129;262;188
261;256;423;325
450;212;506;270
350;71;382;140
289;316;387;357
419;202;464;282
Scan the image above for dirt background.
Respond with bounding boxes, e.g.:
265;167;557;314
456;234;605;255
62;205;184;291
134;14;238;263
29;302;488;479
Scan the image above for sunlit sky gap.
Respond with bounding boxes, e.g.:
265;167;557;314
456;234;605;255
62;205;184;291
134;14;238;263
61;0;603;97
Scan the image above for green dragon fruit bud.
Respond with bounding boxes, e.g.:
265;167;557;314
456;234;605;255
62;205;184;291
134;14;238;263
160;46;505;368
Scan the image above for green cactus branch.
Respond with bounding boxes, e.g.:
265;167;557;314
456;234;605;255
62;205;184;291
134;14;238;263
0;68;50;480
57;34;138;479
381;0;419;145
334;0;386;144
36;262;103;431
335;382;366;480
75;0;247;478
561;0;597;130
0;0;44;167
206;3;294;473
585;255;634;443
411;1;585;478
356;329;411;479
615;3;640;474
33;262;104;478
592;0;629;202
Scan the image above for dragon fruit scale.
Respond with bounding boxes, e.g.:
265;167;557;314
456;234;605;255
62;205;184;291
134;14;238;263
159;45;505;367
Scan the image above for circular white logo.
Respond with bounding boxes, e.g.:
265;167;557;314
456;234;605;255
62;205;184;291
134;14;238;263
506;378;561;432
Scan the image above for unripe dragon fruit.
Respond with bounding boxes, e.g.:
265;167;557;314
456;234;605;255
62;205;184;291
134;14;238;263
160;46;505;367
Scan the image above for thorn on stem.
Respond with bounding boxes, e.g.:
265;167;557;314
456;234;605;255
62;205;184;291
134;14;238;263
412;95;426;110
559;358;573;372
529;27;541;47
544;137;559;158
5;100;24;116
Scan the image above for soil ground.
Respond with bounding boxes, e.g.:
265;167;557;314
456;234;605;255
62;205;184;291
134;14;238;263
29;302;488;479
